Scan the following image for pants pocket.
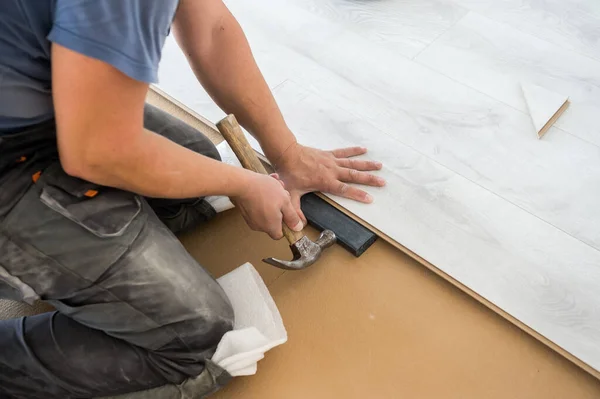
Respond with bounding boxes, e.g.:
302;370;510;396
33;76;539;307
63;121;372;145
38;164;142;238
2;162;148;292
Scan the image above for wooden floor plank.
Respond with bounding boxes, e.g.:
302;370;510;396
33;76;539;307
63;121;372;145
208;0;600;264
450;0;600;61
416;12;600;147
271;0;468;59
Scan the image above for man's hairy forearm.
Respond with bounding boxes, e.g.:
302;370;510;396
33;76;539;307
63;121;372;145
68;128;252;199
173;0;296;162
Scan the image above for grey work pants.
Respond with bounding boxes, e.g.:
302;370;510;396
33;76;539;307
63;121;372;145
0;105;234;398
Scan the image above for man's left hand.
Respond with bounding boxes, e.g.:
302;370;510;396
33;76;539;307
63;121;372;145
274;143;386;224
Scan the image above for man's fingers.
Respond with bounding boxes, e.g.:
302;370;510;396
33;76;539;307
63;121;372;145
268;199;302;240
331;181;373;203
262;211;284;240
267;228;284;240
291;192;307;226
330;146;367;158
281;199;303;233
340;168;386;187
336;158;382;171
270;173;285;188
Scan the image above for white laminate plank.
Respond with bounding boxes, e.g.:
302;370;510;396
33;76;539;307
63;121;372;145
160;0;600;253
450;0;600;61
213;0;600;253
269;0;467;59
415;12;600;147
270;80;600;372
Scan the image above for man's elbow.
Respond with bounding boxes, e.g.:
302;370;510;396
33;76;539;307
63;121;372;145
60;150;97;181
59;142;116;183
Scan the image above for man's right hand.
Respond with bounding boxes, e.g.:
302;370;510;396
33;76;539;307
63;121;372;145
233;173;304;240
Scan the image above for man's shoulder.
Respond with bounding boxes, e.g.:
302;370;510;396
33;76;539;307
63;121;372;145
50;0;180;83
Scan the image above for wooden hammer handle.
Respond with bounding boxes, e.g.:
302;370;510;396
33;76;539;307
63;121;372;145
216;114;304;245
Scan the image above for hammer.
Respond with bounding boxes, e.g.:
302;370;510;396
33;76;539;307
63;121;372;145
216;114;336;270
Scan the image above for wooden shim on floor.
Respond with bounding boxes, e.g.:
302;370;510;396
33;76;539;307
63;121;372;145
147;86;600;381
520;83;570;138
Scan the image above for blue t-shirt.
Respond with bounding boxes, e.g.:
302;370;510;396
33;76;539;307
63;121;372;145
0;0;179;134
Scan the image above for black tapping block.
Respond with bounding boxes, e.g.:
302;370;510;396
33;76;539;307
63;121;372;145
300;193;377;257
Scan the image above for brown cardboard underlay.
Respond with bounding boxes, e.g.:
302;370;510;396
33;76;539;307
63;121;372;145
148;91;600;398
182;209;600;398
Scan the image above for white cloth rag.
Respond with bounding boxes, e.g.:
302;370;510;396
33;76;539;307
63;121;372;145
212;263;287;377
205;141;242;213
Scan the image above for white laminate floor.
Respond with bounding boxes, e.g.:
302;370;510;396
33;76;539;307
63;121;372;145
157;0;600;375
416;11;600;147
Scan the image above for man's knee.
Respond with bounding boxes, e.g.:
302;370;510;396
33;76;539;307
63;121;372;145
132;217;234;352
143;103;221;162
54;216;235;360
184;278;235;350
186;136;221;162
151;279;234;377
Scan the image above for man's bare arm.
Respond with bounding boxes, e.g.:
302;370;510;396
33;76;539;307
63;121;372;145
172;0;385;208
52;43;303;238
172;0;296;163
52;43;254;199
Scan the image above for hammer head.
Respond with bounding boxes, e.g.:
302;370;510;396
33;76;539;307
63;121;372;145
263;230;336;270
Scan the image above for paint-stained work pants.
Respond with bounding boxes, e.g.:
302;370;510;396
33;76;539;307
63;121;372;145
0;104;234;398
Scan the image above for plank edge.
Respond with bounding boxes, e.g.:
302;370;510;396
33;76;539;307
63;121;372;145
538;99;570;139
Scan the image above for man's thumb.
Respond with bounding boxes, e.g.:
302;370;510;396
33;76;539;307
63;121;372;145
282;200;303;232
